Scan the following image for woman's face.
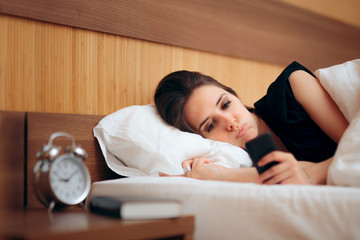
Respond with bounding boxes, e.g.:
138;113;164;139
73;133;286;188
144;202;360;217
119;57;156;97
183;85;259;149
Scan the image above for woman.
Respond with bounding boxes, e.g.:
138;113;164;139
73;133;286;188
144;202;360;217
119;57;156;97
154;62;349;185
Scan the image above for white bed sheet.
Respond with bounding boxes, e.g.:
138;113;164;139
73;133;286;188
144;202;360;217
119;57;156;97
87;177;360;240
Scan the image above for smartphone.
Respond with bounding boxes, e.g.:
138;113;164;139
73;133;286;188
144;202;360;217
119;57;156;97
245;132;279;174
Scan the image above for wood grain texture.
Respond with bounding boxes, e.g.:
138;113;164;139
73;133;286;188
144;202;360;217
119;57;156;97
3;210;194;240
26;112;119;208
0;111;25;209
0;14;284;115
0;0;359;69
282;0;360;28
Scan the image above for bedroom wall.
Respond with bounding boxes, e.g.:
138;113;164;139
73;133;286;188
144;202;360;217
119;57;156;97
0;14;284;115
1;0;359;115
282;0;360;28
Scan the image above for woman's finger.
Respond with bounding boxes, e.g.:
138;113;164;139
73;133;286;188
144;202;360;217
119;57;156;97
185;158;202;177
257;152;298;184
258;161;311;185
182;159;194;168
258;161;288;183
261;169;293;184
184;157;211;178
257;151;295;167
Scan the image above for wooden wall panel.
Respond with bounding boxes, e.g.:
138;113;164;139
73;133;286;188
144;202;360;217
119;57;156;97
0;111;25;209
0;14;285;115
282;0;360;28
1;0;359;70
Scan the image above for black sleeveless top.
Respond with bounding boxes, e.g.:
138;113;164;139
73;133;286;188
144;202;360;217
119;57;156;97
254;61;337;162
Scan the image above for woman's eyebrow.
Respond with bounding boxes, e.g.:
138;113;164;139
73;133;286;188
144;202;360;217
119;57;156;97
198;93;226;132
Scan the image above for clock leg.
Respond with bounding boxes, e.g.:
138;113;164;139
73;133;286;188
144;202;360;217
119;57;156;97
48;201;55;212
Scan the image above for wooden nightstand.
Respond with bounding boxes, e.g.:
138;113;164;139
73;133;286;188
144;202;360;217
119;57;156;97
1;208;194;240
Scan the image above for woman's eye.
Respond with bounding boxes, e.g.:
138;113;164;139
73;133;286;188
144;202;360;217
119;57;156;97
222;100;231;110
207;122;214;132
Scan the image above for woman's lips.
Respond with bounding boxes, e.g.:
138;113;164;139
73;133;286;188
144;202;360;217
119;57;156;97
236;124;247;139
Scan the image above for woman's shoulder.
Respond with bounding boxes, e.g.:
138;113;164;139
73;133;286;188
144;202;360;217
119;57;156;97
279;61;316;80
257;61;316;101
253;61;314;120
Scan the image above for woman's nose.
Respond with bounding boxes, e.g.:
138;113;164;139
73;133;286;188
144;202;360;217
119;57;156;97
227;121;234;131
222;115;235;131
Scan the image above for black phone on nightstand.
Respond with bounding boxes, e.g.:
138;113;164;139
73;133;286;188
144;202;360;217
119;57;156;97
246;132;279;174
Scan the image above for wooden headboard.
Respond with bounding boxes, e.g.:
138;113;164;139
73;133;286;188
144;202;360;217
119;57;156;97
0;111;119;209
1;0;359;69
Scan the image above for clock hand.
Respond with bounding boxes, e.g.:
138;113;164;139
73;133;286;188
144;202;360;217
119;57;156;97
68;169;78;181
60;170;78;182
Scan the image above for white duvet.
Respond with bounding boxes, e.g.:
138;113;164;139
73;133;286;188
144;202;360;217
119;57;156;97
88;177;360;240
315;59;360;186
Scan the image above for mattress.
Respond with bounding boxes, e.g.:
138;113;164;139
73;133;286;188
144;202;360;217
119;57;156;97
87;176;360;240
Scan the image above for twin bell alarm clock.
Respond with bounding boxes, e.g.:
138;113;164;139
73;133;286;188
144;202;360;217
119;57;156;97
33;132;91;211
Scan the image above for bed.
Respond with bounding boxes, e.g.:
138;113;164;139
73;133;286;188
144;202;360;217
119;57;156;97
85;60;360;239
88;60;360;239
1;59;359;239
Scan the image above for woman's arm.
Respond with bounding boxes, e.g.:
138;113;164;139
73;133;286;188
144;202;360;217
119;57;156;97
180;158;259;182
181;156;315;184
257;70;348;185
304;157;333;184
161;155;326;185
289;70;349;142
257;151;328;185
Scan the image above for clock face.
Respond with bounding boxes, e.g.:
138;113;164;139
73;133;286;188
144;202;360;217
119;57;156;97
49;154;90;205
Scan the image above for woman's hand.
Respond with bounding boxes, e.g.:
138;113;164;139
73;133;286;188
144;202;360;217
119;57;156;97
160;157;260;183
159;152;317;185
181;157;227;181
257;151;313;185
158;157;227;180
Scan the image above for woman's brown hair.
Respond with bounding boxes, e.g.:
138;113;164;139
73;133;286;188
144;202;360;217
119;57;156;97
154;70;241;133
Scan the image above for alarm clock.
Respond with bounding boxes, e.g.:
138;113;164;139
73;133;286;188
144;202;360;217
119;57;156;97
33;132;91;211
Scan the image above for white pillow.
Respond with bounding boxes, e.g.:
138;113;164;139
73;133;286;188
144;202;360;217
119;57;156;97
93;104;252;177
315;59;360;122
327;109;360;186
